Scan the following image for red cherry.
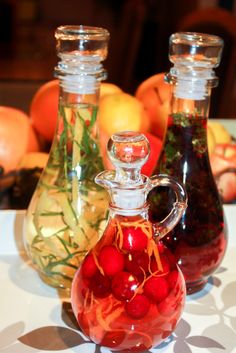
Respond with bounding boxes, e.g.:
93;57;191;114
157;240;165;254
112;271;138;301
125;251;149;279
81;254;97;278
150;254;170;276
80;278;90;298
167;270;179;291
125;294;151;319
163;247;177;269
99;246;125;277
122;227;148;252
144;276;169;302
72;273;90;300
100;330;126;349
90;272;111;298
158;294;179;316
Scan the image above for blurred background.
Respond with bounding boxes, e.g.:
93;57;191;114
0;0;236;118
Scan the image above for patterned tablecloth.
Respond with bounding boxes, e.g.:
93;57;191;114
0;206;236;353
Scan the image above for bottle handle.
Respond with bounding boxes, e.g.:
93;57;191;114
149;174;187;239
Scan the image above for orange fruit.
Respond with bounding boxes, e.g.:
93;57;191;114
135;73;171;139
27;121;41;153
30;79;59;142
30;80;121;142
141;132;162;176
98;92;149;137
100;82;122;98
0;106;32;173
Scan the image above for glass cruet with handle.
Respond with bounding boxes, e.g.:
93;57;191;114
71;131;187;352
24;25;110;289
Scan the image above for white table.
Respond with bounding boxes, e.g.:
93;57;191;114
0;206;236;353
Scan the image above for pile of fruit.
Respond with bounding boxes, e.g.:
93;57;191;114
0;73;235;208
208;121;236;203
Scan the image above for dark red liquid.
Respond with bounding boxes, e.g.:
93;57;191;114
148;115;228;294
71;215;185;351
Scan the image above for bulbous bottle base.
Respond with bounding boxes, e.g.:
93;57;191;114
38;271;72;290
72;266;185;352
186;278;208;295
172;229;228;295
71;217;186;352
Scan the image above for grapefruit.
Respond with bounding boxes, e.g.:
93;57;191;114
135;73;171;139
30;79;59;142
0;106;32;173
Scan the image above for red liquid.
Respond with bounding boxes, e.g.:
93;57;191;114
148;115;228;294
71;215;185;351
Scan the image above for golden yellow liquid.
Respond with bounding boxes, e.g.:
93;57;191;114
24;103;109;289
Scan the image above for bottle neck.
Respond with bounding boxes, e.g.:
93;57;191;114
54;25;109;96
58;83;100;107
109;203;149;218
55;53;105;116
55;57;106;97
170;89;211;120
169;78;212;120
166;57;218;119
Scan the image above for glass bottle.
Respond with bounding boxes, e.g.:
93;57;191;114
71;131;187;352
148;32;228;294
24;25;110;289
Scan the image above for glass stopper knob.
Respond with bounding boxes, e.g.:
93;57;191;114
107;131;150;183
169;32;223;68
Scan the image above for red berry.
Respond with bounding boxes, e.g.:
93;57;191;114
167;270;179;291
73;275;90;299
163;247;177;268
125;251;149;279
144;276;169;302
100;330;126;349
158;294;179;316
99;246;125;277
150;254;170;276
81;254;97;278
90;272;111;298
112;271;138;301
122;227;148;252
125;294;151;319
157;241;165;254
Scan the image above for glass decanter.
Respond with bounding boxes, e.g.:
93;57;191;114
148;32;228;294
71;131;187;352
24;25;110;289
